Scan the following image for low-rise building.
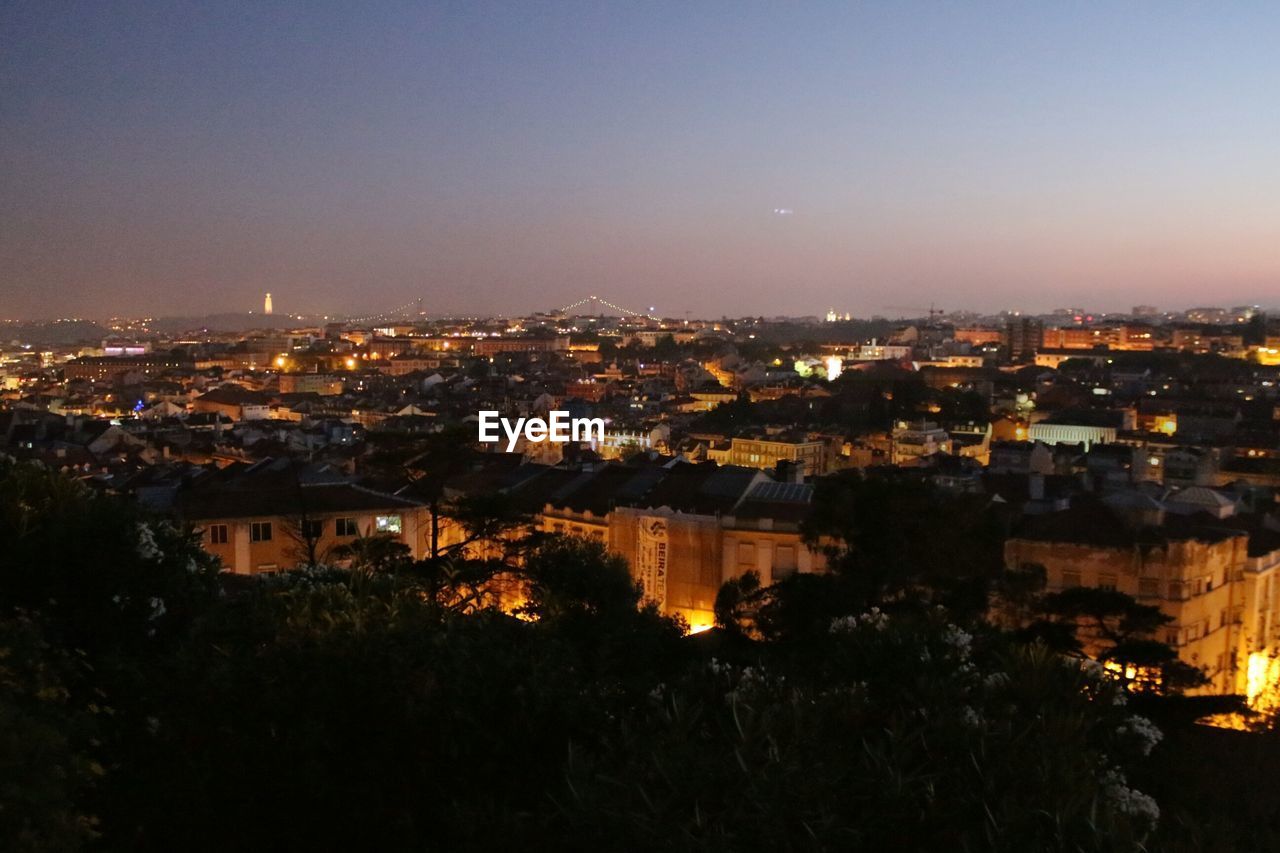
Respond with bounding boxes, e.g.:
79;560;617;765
278;373;344;396
890;420;950;466
177;459;426;574
709;432;831;475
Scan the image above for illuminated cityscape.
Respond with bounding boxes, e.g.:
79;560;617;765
3;2;1280;850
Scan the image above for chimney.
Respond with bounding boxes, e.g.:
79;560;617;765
776;459;805;484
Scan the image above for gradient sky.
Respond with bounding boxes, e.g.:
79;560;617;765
2;1;1279;320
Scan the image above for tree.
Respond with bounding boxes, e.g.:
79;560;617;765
440;491;531;563
281;458;327;569
0;459;220;653
331;532;412;574
1032;587;1206;694
713;569;761;637
519;536;641;622
0;614;100;852
402;427;478;560
803;473;1002;613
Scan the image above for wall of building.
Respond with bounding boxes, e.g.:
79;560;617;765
537;502;825;632
1005;534;1250;694
726;437;827;474
198;509;424;574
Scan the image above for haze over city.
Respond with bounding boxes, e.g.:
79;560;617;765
3;1;1278;321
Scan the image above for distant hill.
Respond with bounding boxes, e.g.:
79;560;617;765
0;319;109;345
146;313;314;334
0;313;337;345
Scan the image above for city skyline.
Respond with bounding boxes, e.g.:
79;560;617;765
8;6;1280;848
3;3;1279;319
8;298;1280;327
6;293;1280;327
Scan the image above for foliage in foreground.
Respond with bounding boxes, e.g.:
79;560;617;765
0;459;1277;851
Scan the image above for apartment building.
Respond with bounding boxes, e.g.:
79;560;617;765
707;432;831;475
176;459;426;574
1004;498;1280;696
536;461;826;631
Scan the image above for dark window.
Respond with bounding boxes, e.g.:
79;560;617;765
303;519;325;539
335;517;358;537
250;521;273;543
208;524;229;545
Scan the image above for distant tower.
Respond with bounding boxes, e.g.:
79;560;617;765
264;292;273;315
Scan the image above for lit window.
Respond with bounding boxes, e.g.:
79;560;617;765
375;515;402;534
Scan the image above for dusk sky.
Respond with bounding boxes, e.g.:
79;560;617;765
2;2;1278;320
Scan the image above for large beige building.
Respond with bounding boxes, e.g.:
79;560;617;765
536;463;826;631
707;433;832;476
1005;499;1280;697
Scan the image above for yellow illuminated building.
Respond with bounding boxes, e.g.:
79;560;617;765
1006;506;1280;699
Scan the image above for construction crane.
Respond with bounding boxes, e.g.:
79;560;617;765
882;303;945;321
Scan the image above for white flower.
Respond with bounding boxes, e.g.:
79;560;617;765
828;607;889;634
959;705;983;729
829;615;859;634
1117;714;1163;756
147;596;166;621
135;522;162;560
940;624;973;655
1101;768;1160;827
